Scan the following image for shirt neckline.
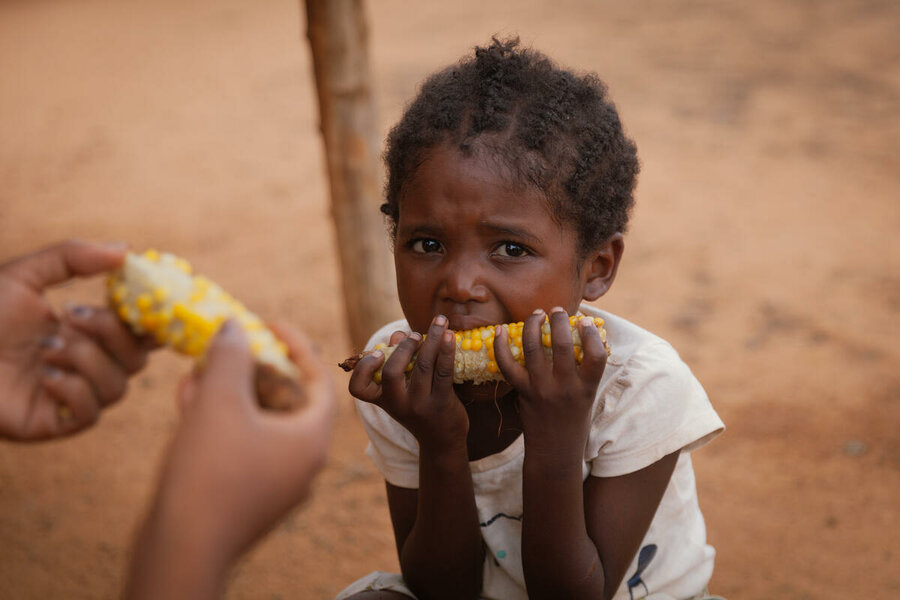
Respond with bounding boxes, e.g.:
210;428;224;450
469;433;524;473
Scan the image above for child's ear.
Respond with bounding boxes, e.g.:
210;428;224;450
581;233;624;301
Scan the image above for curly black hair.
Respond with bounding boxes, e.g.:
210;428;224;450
381;37;640;257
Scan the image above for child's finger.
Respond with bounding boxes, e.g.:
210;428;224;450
347;350;385;403
389;330;409;346
62;303;150;374
380;333;422;399
578;317;608;386
549;307;576;379
429;329;456;396
406;315;447;397
521;309;551;379
3;239;127;292
493;326;529;390
41;326;129;407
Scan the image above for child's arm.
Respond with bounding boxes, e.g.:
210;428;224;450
125;321;335;600
348;316;484;600
495;308;677;600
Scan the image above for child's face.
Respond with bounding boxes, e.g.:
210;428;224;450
394;144;608;334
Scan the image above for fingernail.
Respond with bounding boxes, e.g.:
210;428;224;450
408;332;422;341
580;316;595;328
550;306;565;314
40;336;64;351
42;365;63;380
371;350;384;359
434;315;447;327
65;302;92;319
533;308;544;315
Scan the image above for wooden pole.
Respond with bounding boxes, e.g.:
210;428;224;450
303;0;398;350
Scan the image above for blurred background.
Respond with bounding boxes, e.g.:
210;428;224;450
1;1;897;598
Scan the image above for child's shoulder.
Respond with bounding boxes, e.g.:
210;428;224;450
364;318;412;350
580;304;682;366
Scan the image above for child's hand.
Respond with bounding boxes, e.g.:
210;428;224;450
494;307;608;462
348;315;468;450
0;240;152;441
127;320;335;599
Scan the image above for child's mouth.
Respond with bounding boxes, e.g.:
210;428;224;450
446;315;499;332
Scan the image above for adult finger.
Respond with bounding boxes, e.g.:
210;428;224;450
40;366;102;432
176;373;199;413
63;303;149;374
41;326;129;407
521;309;551;380
196;320;254;404
493;326;529;390
268;322;337;423
2;240;127;291
578;317;608;387
549;307;576;380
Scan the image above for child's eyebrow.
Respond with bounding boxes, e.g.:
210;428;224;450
478;222;542;244
397;224;442;238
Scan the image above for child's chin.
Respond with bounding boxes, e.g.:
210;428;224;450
454;380;514;401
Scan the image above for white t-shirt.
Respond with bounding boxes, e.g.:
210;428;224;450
355;306;725;600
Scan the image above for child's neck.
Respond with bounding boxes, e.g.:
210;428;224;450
456;382;522;461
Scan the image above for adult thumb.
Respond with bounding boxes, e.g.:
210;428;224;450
3;239;127;291
197;320;255;402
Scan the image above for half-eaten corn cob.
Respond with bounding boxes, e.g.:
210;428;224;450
339;316;610;385
107;249;302;410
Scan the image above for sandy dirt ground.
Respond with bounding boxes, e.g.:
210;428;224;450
1;1;898;598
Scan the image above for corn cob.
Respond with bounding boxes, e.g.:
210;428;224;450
107;249;302;410
339;315;610;385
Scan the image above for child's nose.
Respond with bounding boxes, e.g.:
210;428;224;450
440;263;489;304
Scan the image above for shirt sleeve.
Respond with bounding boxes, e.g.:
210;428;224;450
586;341;724;478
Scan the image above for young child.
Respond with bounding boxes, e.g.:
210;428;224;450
339;38;724;600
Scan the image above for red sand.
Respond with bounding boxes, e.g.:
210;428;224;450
1;1;898;598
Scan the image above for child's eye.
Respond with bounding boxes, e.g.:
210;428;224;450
493;242;530;258
411;239;443;254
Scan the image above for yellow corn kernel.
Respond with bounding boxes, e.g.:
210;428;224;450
349;315;611;385
174;257;192;273
112;285;127;305
136;294;153;312
107;250;297;381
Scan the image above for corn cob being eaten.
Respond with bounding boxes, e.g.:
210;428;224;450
339;315;610;385
107;249;302;410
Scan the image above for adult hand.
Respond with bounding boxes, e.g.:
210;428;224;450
126;320;336;600
0;240;150;440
